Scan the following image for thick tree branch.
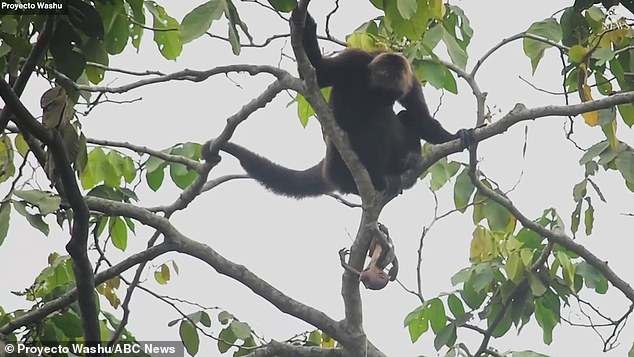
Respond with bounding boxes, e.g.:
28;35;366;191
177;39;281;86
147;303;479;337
290;3;388;344
84;196;390;355
407;91;634;186
247;340;344;356
0;78;100;345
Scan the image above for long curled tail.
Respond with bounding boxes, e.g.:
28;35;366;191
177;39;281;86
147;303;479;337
204;141;332;199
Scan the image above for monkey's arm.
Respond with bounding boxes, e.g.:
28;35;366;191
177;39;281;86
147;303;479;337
298;12;371;87
398;84;458;144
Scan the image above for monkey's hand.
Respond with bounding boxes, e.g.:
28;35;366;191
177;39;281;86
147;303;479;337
201;140;222;165
291;8;317;31
456;128;477;150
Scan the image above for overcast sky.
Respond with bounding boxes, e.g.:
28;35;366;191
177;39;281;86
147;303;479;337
2;1;634;356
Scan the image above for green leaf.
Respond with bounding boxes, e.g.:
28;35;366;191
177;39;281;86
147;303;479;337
584;198;594;235
594;72;613;95
560;7;589;46
105;151;123;187
404;305;428;343
230;321;251;340
169;163;198;189
417;60;446;89
616;151;634;184
430;159;460;191
490;306;512;338
218;326;237;353
14;133;29;158
12;201;50;236
422;23;443;50
179;320;200;356
122;156;137;183
427;298;447;334
267;0;297;12
442;27;467;69
534;295;559;344
109;216;128;251
471;264;494;292
180;1;224;44
447;294;465;318
591;48;615;66
294;87;331;126
218;310;234;324
576;262;608;293
450;268;471;285
126;0;145;49
50;21;86;80
13;190;61;215
555;251;575;288
51;312;84;338
483;193;515;232
505;251;524;283
618;103;634;127
433;323;456;351
527;271;548;296
68;0;105;38
146;165;165;191
224;0;251;55
200;312;211;328
572;179;587;202
96;0;129;55
523;18;562;73
578;141;609;165
154;264;170;285
442;68;458;94
461;280;486;309
397;0;417;20
571;200;582;236
384;0;429;40
0;202;11;246
84;39;109;84
146;1;182;60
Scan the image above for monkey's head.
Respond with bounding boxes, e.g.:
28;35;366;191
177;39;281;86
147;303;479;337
368;52;415;99
359;266;390;290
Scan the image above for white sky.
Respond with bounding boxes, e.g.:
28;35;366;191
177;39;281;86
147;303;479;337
1;1;634;356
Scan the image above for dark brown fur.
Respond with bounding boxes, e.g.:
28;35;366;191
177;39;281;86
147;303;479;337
203;12;460;198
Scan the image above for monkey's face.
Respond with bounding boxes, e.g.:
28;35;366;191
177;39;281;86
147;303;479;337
359;267;389;290
368;52;414;98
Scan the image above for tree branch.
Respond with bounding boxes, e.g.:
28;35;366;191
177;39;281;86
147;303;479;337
0;78;100;345
407;91;634;185
61;65;292;94
247;340;344;356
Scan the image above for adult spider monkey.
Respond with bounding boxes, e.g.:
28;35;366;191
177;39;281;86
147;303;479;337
202;11;468;198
